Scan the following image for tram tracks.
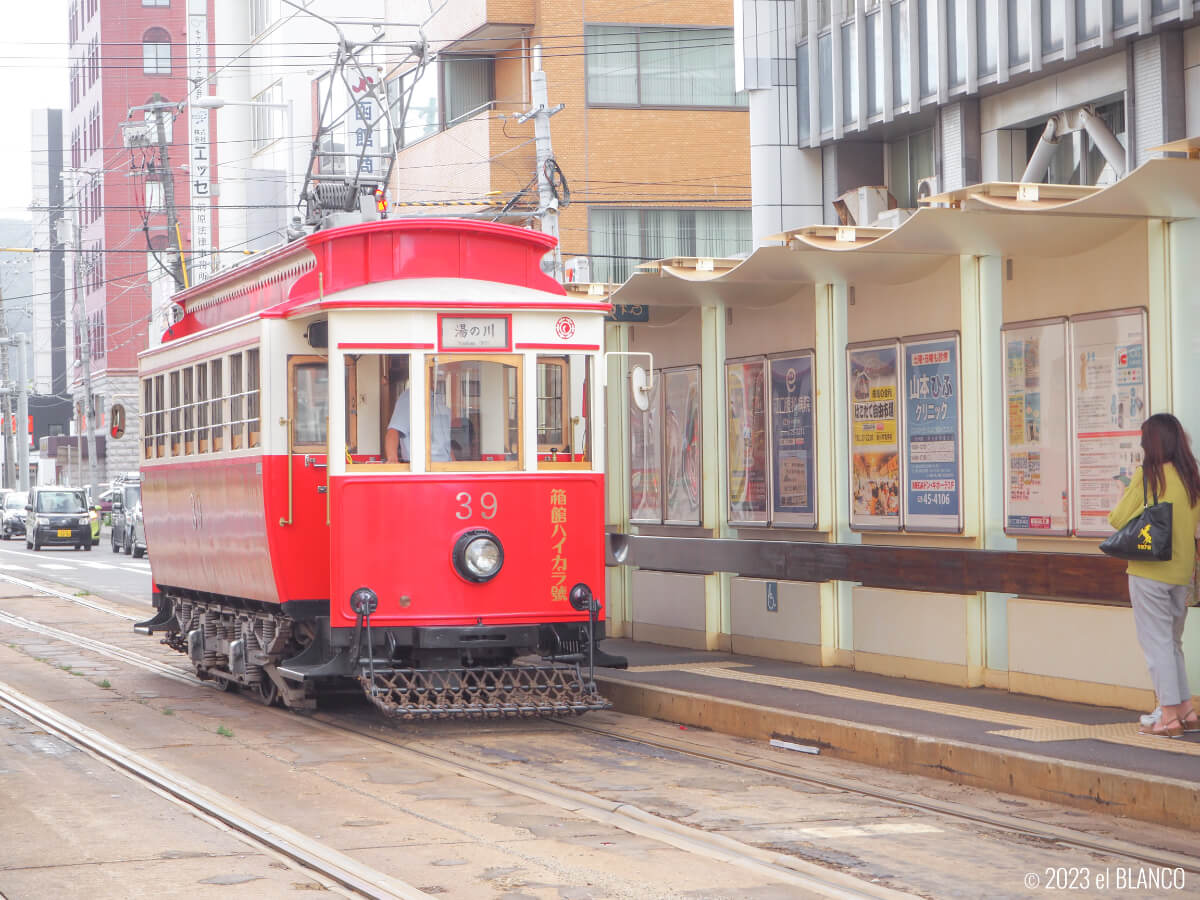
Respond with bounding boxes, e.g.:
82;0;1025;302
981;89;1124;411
2;572;1199;893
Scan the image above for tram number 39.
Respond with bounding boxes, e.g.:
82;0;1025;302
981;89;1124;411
456;491;498;520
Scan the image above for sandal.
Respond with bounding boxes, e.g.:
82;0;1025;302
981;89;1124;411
1139;719;1184;738
1181;713;1200;733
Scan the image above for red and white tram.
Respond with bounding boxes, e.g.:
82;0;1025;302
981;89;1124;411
135;219;621;717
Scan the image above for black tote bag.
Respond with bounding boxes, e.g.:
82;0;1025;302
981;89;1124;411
1099;479;1173;562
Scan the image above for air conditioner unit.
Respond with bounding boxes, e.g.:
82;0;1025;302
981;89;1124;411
833;186;895;226
916;175;941;203
872;208;913;229
563;256;591;284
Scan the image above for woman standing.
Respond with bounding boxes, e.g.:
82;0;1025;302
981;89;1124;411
1108;413;1200;737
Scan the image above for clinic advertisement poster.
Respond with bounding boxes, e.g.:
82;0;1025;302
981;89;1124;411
848;342;901;530
1002;319;1071;535
1070;309;1147;537
769;353;817;527
629;375;662;523
727;359;768;524
901;335;963;532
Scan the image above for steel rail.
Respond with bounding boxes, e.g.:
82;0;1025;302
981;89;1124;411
4;570;1199;882
0;681;431;900
553;720;1200;875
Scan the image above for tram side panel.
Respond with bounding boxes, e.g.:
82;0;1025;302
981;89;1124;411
143;457;281;605
328;473;605;630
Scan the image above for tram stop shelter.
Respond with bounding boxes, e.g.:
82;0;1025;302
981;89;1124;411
598;146;1200;714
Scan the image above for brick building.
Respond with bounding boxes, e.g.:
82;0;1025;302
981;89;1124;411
387;1;752;283
65;0;195;482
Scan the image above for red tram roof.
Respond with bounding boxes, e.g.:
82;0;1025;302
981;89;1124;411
164;218;576;341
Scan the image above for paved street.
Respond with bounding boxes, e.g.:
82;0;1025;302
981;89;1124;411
0;529;152;611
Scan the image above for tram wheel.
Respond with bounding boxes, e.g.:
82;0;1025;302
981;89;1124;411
254;675;280;707
211;674;237;692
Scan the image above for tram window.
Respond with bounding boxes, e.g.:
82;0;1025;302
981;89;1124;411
169;370;181;456
538;355;592;469
210;358;223;451
289;356;328;449
154;374;165;457
247;348;261;448
182;366;195;454
196;362;209;452
230;353;243;450
142;378;153;459
427;355;522;470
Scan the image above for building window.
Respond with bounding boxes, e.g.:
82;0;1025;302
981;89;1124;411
841;23;857;126
1114;0;1138;27
585;26;746;108
143;28;171;74
250;0;270;35
978;0;999;77
251;81;283;151
817;31;833;133
588;208;752;284
918;0;937;97
866;10;883;116
1076;0;1101;40
1008;0;1031;67
887;129;934;208
947;0;968;86
1042;0;1065;54
389;55;495;148
891;1;910;108
797;42;811;141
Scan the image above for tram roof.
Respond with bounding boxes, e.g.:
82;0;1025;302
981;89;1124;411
606;153;1200;307
164;218;582;341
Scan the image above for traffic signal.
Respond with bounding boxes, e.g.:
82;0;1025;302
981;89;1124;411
374;187;387;215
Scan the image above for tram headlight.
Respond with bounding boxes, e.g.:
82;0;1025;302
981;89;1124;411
453;530;504;583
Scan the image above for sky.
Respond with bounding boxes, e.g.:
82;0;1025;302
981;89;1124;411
0;2;69;224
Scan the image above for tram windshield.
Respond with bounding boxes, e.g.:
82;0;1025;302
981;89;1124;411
427;355;522;470
536;354;592;469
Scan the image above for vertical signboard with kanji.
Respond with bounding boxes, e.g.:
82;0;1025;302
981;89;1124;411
769;352;817;527
663;367;702;526
847;341;901;530
726;358;768;525
1002;318;1071;535
629;374;662;523
901;334;963;532
186;1;211;282
1070;308;1147;537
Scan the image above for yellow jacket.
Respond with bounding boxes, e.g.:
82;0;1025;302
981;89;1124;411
1107;464;1200;586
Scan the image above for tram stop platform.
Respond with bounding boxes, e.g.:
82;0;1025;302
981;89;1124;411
593;639;1200;832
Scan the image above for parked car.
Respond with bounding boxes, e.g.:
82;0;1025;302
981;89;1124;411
129;501;147;558
1;491;26;540
110;473;142;555
25;486;92;551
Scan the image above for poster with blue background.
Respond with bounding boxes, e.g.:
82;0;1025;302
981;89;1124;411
902;335;962;532
769;353;817;527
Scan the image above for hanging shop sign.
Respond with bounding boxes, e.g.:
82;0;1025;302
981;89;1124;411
1002;318;1071;535
900;333;963;533
726;357;769;525
769;352;817;527
629;372;662;523
663;366;702;526
847;341;902;531
1070;308;1147;538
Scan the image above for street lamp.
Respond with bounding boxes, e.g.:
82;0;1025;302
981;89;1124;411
190;95;296;158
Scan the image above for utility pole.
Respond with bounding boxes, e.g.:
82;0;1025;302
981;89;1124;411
12;333;29;492
0;287;12;489
65;172;98;499
518;46;565;281
151;93;187;291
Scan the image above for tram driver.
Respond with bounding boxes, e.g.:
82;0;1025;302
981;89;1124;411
385;384;452;463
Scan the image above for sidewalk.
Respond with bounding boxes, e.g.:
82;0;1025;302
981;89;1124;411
594;639;1200;831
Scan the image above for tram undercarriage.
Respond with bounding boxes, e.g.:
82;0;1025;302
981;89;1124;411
135;592;619;719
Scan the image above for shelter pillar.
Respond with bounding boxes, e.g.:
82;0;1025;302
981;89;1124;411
700;304;732;650
961;255;1015;683
1168;218;1200;435
815;282;858;665
604;320;632;638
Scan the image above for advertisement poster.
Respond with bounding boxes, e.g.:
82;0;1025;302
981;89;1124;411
1071;309;1147;537
848;342;902;530
1002;319;1071;535
629;374;662;523
663;367;702;525
901;335;963;532
727;359;768;524
769;353;817;527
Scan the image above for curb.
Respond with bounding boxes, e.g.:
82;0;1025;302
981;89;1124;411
597;675;1200;832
